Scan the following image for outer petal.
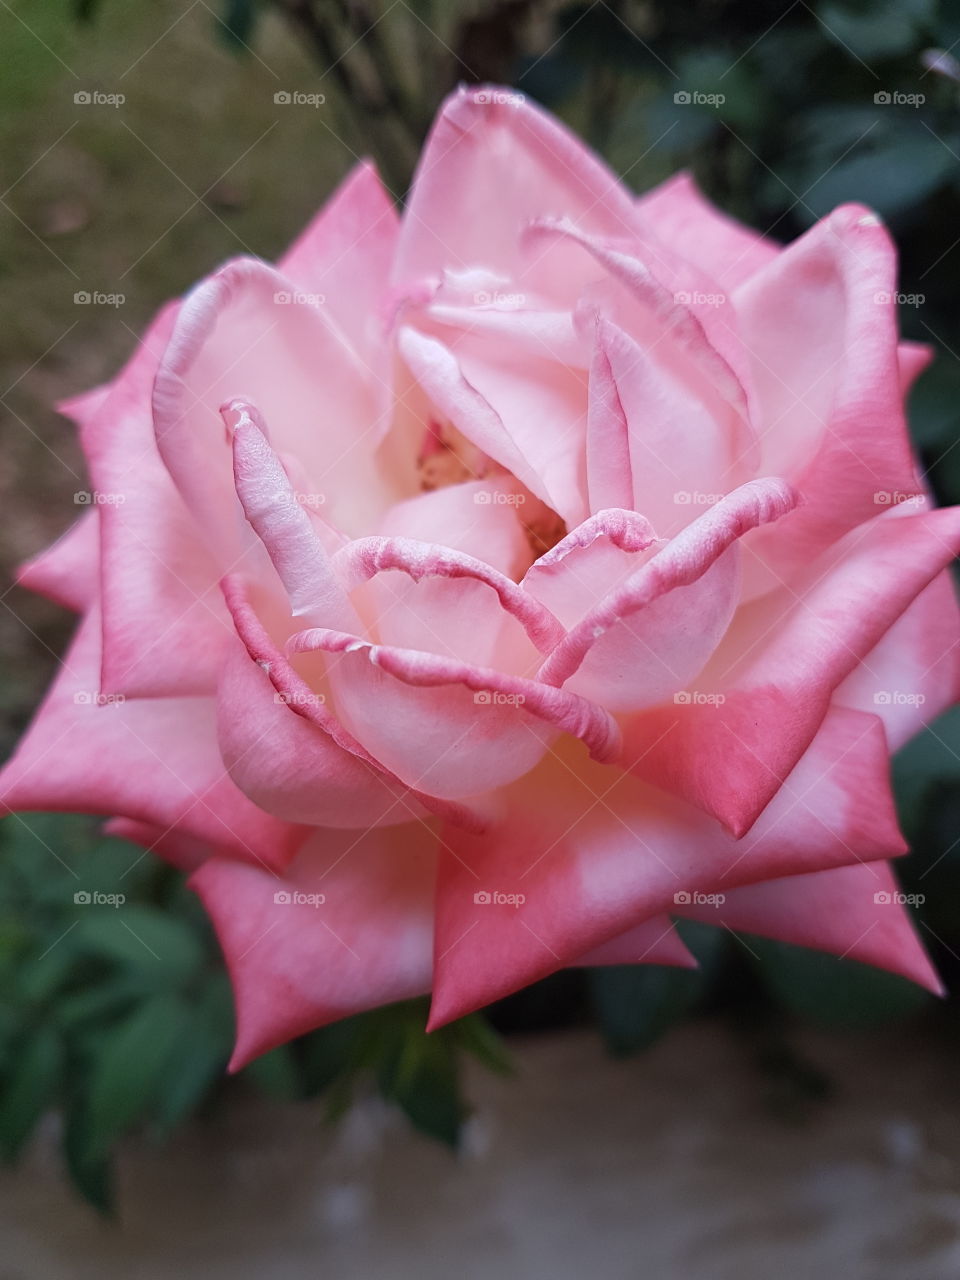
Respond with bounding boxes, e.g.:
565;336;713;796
16;511;99;612
674;861;942;993
635;171;779;289
191;824;435;1069
733;205;922;594
394;85;639;294
0;607;305;871
152;257;392;566
279;159;399;367
102;818;210;873
834;569;960;749
573;917;697;968
80;304;233;698
428;707;906;1026
624;505;960;835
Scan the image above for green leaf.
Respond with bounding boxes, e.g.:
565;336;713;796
817;0;934;61
85;993;192;1156
0;1025;63;1161
149;976;233;1138
73;905;205;986
453;1014;514;1076
588;965;702;1056
218;0;258;49
242;1043;303;1101
62;1096;113;1216
749;937;932;1027
798;133;954;222
384;1033;466;1147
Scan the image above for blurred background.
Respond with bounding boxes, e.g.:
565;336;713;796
2;1;960;1275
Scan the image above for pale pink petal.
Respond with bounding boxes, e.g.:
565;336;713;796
624;504;960;835
218;571;489;835
378;480;531;580
537;479;797;711
279;159;399;365
834;569;960;749
573;917;697;968
636;171;779;289
192;824;435;1069
394;85;639;293
80;304;234;698
16;512;99;612
428;707;906;1026
287;625;619;799
898;340;934;393
733;206;921;595
102;818;210;873
584;313;749;533
152;257;392;565
0;607;305;871
674;861;942;993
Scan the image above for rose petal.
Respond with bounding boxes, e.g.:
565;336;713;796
192;823;435;1069
428;707;906;1026
0;606;305;871
624;504;960;835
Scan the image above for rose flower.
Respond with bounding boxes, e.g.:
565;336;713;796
4;88;958;1067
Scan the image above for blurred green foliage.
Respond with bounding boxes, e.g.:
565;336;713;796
4;0;960;1210
0;814;508;1209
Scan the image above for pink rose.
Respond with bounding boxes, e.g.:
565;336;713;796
5;87;959;1068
